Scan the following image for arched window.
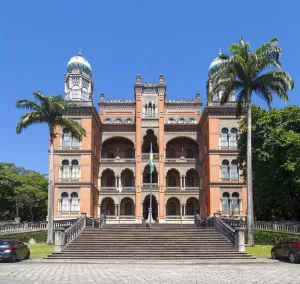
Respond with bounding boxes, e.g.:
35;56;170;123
186;202;195;215
230;160;239;179
153;104;156;116
221;128;229;147
232;192;240;213
82;88;89;100
167;148;175;158
125;148;132;158
71;160;79;180
62;129;70;147
106;203;114;215
107;149;114;158
72;86;80;100
169;175;176;187
70;192;79;212
61;192;69;212
107;176;115;187
186;149;194;158
187;176;194;187
221;160;230;179
115;118;121;124
168;118;174;124
62;160;70;180
127;118;132;123
179;118;184;124
189;118;195;124
230;128;238;147
222;192;230;213
125;176;132;187
105;118;111;124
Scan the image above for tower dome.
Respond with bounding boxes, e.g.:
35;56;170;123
67;51;92;77
208;54;222;77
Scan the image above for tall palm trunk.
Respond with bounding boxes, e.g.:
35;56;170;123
46;138;54;244
247;103;254;246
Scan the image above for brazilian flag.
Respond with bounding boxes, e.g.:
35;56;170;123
148;143;154;174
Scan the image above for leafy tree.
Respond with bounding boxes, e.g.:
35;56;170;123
209;37;294;246
238;106;300;221
0;163;48;221
16;91;86;244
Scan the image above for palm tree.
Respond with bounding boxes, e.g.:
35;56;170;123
16;91;86;244
209;38;294;246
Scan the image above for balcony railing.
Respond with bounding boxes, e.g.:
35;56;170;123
142;153;159;160
142;183;159;190
100;187;136;193
165;158;200;163
220;178;240;183
100;158;135;164
165;187;200;191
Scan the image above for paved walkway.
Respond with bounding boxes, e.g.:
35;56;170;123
0;260;300;283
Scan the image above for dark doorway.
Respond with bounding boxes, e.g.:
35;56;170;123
143;195;158;221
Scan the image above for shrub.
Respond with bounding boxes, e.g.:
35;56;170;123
0;230;47;243
246;230;300;245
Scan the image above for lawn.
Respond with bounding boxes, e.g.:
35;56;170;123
28;243;54;258
245;245;273;258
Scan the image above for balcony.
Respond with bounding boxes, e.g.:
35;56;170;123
165;187;200;192
220;178;240;183
142;183;159;190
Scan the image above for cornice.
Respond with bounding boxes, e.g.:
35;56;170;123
101;124;136;132
65;104;101;129
199;103;246;128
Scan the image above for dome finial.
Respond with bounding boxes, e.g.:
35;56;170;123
219;48;222;55
78;48;82;57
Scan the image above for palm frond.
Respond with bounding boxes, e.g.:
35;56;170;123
56;118;86;139
16;112;47;134
16;99;43;113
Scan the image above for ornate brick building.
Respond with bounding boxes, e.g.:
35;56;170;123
53;52;247;223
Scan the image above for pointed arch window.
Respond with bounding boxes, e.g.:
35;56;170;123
229;128;238;147
187;176;194;187
222;192;230;213
70;192;79;212
125;148;132;158
169;175;176;187
221;128;229;147
61;192;69;212
230;160;239;179
221;160;230;179
107;176;115;187
125;176;132;187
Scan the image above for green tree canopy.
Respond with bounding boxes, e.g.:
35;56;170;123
238;105;300;221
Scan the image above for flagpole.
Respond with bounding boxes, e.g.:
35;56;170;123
119;188;120;227
150;171;152;229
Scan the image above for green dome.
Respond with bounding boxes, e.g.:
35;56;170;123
67;51;92;77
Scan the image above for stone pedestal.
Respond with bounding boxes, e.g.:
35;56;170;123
146;208;155;224
15;217;21;224
54;228;66;253
234;227;245;252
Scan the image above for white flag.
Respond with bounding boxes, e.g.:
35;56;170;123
118;183;122;193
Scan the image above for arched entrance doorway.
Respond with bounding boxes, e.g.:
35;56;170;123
143;195;158;221
101;197;115;216
166;197;180;216
120;197;134;216
186;197;200;215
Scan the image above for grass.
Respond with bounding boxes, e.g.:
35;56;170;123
245;245;273;258
28;243;54;258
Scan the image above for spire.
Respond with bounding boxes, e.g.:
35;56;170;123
78;48;82;57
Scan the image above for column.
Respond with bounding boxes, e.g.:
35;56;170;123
183;176;186;190
183;204;186;216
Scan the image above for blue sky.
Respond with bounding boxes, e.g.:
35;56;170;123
0;0;299;174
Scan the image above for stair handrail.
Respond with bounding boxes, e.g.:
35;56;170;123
214;214;235;244
64;213;86;245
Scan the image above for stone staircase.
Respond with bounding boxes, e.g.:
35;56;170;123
47;224;254;260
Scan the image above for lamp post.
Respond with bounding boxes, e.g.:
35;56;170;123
180;176;182;228
118;178;122;227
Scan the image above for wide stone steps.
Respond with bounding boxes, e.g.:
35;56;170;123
46;224;254;260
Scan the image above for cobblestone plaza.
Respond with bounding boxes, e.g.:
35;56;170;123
1;261;300;284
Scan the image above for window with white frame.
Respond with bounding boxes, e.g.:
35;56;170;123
71;135;80;147
230;160;239;179
82;88;89;100
70;192;79;212
229;128;238;147
61;192;69;212
71;160;79;180
220;128;229;147
62;129;70;147
222;192;230;213
221;160;230;179
62;160;70;180
231;192;240;213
